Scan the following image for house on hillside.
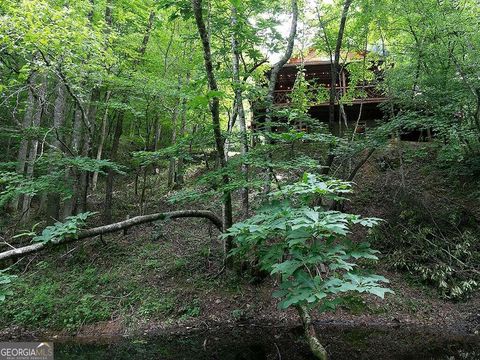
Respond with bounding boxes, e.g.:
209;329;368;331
252;50;387;134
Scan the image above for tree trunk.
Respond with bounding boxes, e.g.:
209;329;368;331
176;74;190;187
21;73;47;221
265;0;298;134
231;5;249;216
12;74;36;212
46;81;67;221
139;166;148;215
168;102;179;188
77;88;100;213
328;0;353;130
474;90;480;139
104;110;123;223
319;0;353;176
62;107;83;219
152;114;161;174
90;0;114;193
91;90;111;191
297;305;328;360
153;114;161;151
192;0;233;245
263;0;298;194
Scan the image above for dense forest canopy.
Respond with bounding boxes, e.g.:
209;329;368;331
0;0;479;358
1;0;478;214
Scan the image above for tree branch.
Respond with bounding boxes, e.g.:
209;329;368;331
0;210;223;261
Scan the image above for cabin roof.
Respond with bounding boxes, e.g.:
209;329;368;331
284;48;368;67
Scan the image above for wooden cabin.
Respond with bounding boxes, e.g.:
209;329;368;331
252;51;387;134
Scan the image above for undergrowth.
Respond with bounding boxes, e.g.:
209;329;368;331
0;221;226;332
370;190;479;299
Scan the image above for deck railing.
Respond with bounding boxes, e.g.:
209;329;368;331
273;85;386;106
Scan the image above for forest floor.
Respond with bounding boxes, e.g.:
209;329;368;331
1;142;479;344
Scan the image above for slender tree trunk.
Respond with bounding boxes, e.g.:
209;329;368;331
265;0;299;134
176;73;190;187
231;5;249;216
139;166;148;215
262;0;298;193
192;0;233;249
297;305;328;360
21;73;47;221
168;102;179;189
77;88;100;213
224;98;236;160
91;90;111;191
137;11;155;62
144;100;152;150
351;30;368;142
12;74;36;211
104;110;123;223
86;0;113;195
474;90;480;139
46;81;67;221
63;107;83;218
52;82;67;151
153;115;161;151
152;114;161;174
176;109;186;186
328;0;353;130
318;0;353;175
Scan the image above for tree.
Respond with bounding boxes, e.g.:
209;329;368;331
230;3;249;216
225;173;392;359
191;0;233;250
265;0;299;135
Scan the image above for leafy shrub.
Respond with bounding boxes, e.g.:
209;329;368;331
32;212;96;244
0;270;16;302
225;173;392;311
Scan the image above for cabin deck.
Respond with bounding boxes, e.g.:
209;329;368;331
252;58;387;130
273;84;386;106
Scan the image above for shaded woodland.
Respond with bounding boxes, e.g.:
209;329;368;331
0;0;479;358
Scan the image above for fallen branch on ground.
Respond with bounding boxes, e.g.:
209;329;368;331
0;210;223;262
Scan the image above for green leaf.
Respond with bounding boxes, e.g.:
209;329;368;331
368;287;395;299
32;212;96;244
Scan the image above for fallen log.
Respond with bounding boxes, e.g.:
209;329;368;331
0;210;223;262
